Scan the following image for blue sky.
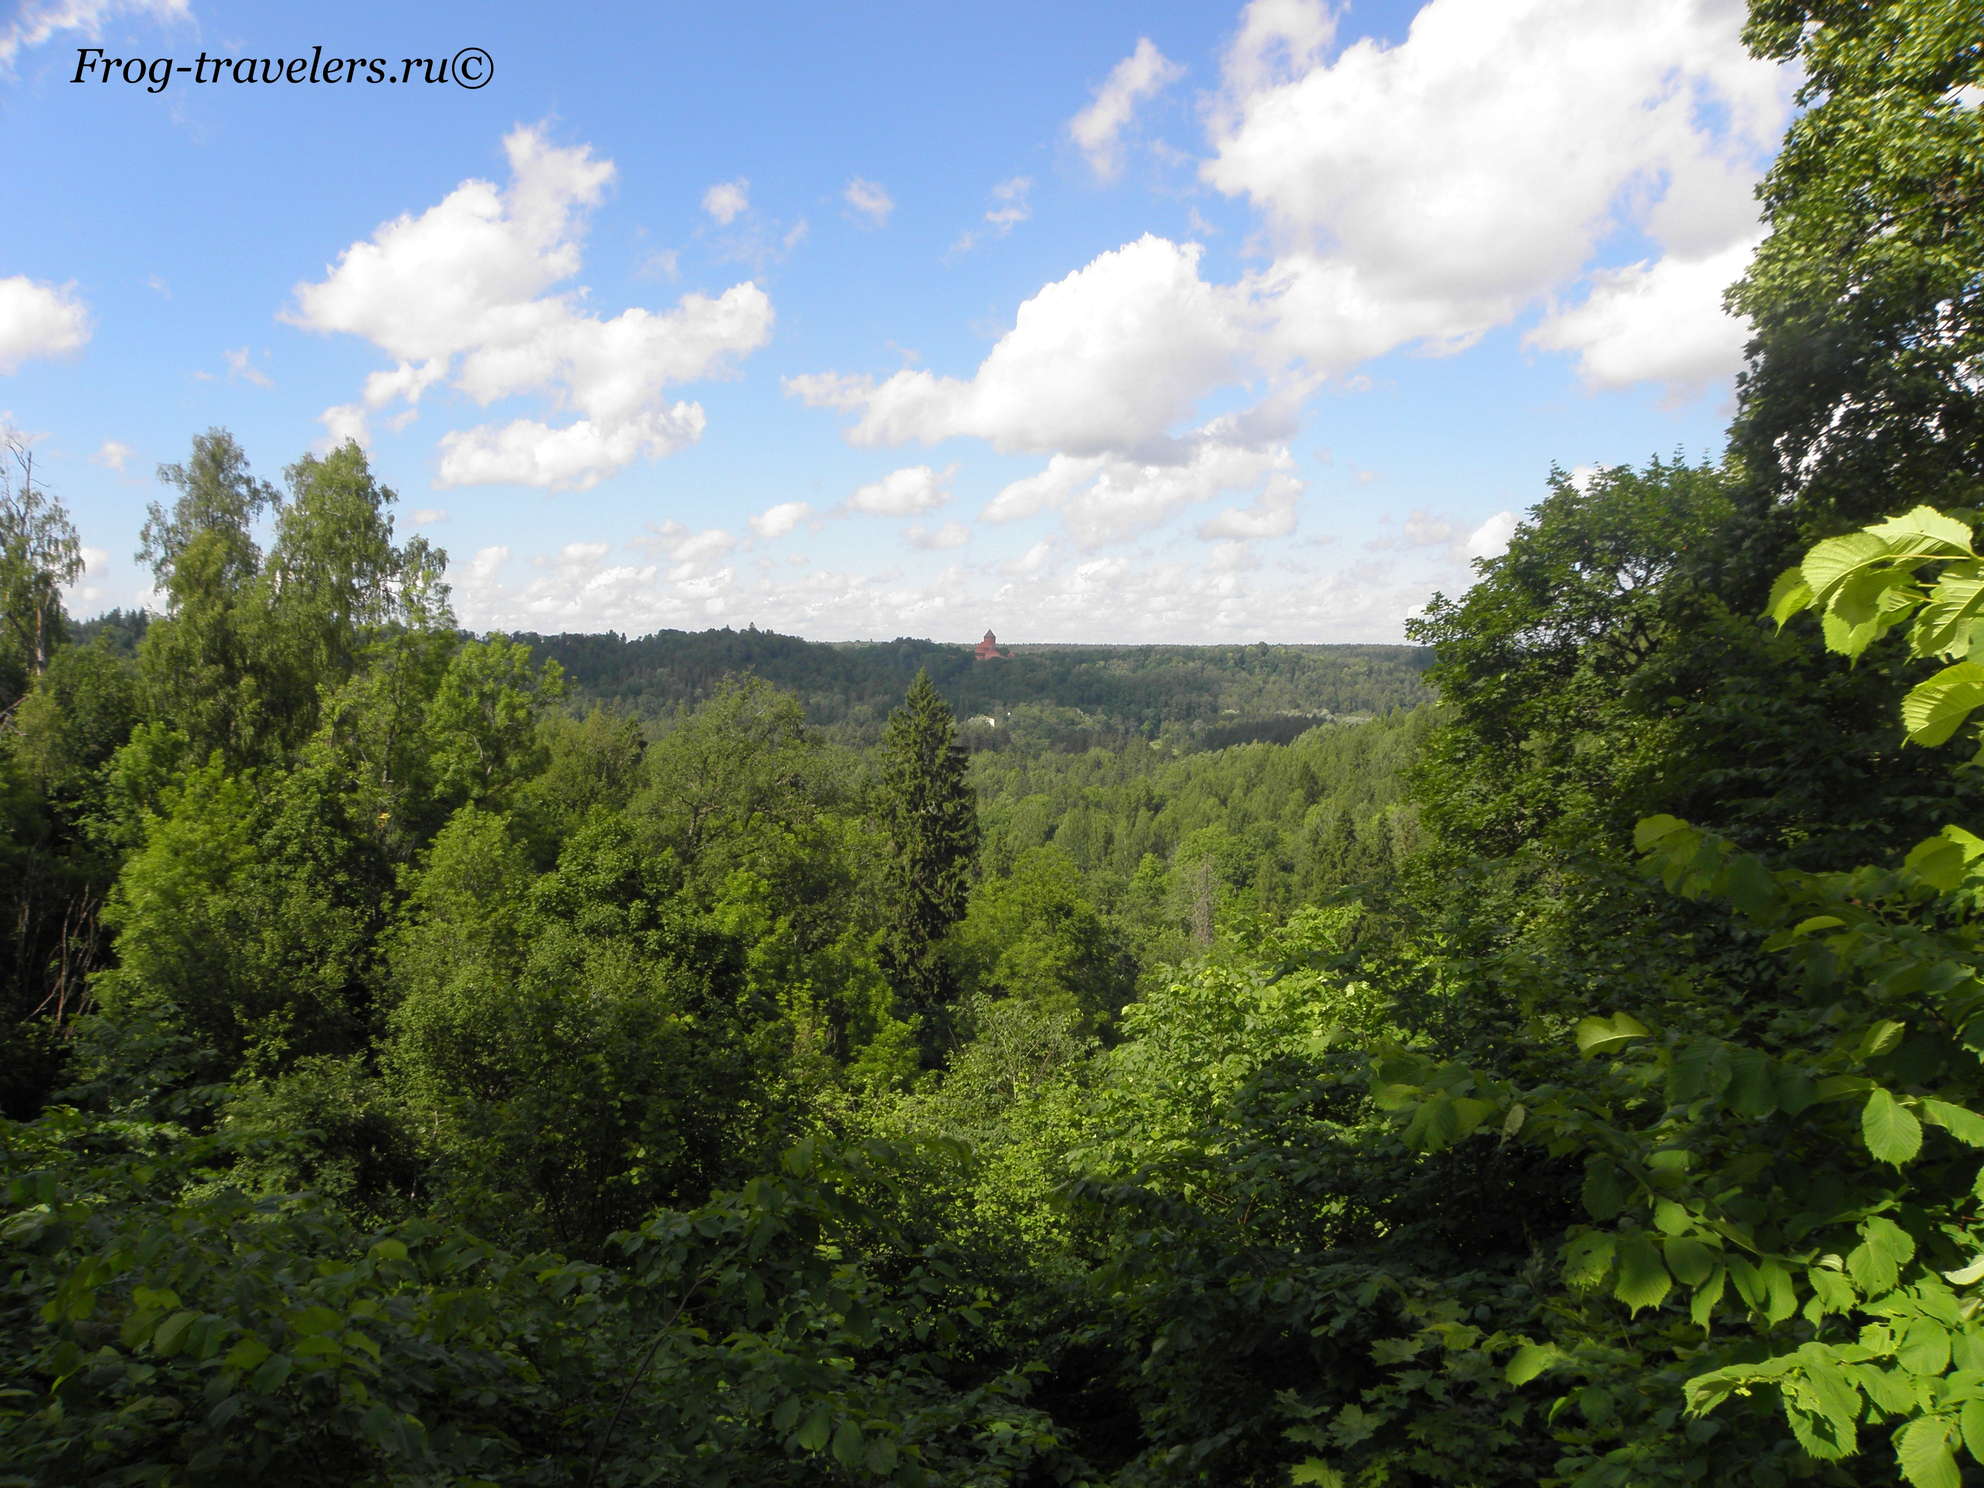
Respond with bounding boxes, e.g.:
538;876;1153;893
2;0;1795;642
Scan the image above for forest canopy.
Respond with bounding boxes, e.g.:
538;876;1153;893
3;1;1983;1484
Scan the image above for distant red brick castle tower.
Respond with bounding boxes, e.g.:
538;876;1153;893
974;629;1008;661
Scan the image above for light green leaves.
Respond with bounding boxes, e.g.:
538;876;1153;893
1901;663;1984;746
1921;1099;1984;1148
1846;1216;1916;1297
1864;1088;1924;1166
1861;1020;1907;1059
1563;1230;1616;1292
1504;1343;1563;1386
1791;510;1976;643
1904;827;1984;891
1401;1093;1497;1152
1942;1255;1984;1286
1768;567;1816;627
1869;508;1977;555
1291;1463;1346;1487
1613;1232;1672;1315
1801;531;1899;607
1911;572;1984;657
1897;1414;1962;1488
1575;1011;1651;1057
1776;508;1984;744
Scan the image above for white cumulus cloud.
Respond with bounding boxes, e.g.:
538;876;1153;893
1205;0;1788;382
847;464;954;517
790;235;1258;458
749;500;812;538
986;435;1302;548
1527;236;1762;397
90;438;133;471
1463;510;1519;563
906;520;970;550
0;277;91;373
634;519;736;568
288;126;774;491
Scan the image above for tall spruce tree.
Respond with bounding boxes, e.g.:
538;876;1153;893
877;668;979;1025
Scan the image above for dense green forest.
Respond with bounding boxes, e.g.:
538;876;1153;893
3;3;1982;1484
516;627;1432;751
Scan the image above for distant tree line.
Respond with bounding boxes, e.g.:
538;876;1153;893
515;626;1433;749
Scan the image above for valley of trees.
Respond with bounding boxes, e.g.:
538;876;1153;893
2;2;1981;1483
517;626;1432;752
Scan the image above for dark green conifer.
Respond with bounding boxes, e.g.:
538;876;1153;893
877;667;979;1024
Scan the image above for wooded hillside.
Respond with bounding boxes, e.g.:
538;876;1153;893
3;2;1982;1484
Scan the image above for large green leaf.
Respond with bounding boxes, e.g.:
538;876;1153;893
1663;1235;1717;1287
1905;835;1970;892
1575;1011;1651;1057
1920;1099;1984;1147
1961;1398;1984;1463
1861;1020;1908;1059
152;1310;200;1357
1582;1161;1629;1221
1911;569;1984;658
795;1407;831;1453
1901;662;1984;747
1864;1088;1924;1165
1869;507;1975;556
1896;1415;1961;1488
1847;1216;1916;1297
831;1419;865;1470
1827;567;1918;658
1505;1343;1564;1386
1896;1320;1951;1377
1794;1351;1863;1458
1762;1262;1798;1324
1690;1266;1727;1328
1803;531;1896;607
1632;814;1691;852
1767;565;1815;627
1564;1230;1616;1291
1614;1231;1672;1315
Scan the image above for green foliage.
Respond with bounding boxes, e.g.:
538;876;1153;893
878;670;980;1024
135;431;281;765
6;639;140;812
1406;458;1736;858
10;35;1984;1462
522;626;1433;748
138;433;453;769
2;1112;1078;1486
1771;506;1984;746
1730;0;1984;535
632;675;855;892
385;810;794;1253
0;439;83;708
953;845;1136;1033
520;703;646;841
